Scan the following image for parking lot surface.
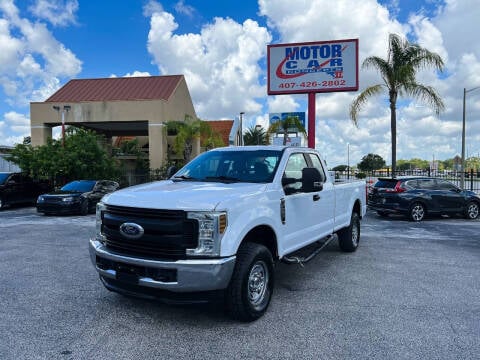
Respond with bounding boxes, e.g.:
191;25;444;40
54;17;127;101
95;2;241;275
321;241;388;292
0;207;479;359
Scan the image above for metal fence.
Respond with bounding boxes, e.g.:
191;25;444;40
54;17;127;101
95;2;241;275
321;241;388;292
121;168;480;194
335;169;480;193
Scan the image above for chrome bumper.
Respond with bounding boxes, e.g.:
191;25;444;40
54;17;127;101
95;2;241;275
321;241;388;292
89;239;236;293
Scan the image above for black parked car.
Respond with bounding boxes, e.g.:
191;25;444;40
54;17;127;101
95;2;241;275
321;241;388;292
368;177;480;221
37;180;119;215
0;172;52;210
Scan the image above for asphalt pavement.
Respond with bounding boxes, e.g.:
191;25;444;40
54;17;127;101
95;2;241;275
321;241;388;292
0;206;479;360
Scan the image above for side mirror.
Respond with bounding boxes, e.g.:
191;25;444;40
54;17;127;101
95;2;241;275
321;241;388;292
166;166;177;179
302;167;323;193
281;176;296;187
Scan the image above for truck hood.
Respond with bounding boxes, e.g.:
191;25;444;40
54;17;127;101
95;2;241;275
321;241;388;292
102;180;267;211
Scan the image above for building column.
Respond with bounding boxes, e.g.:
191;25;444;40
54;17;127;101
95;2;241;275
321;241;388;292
148;122;166;169
31;125;52;146
192;137;201;158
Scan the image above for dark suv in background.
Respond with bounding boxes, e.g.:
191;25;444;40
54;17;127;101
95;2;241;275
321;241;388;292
0;172;52;210
368;177;480;221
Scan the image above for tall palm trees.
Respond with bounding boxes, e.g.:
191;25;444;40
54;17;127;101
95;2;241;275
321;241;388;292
243;126;269;145
350;33;445;174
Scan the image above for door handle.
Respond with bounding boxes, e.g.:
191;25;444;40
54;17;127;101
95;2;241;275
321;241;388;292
313;194;320;201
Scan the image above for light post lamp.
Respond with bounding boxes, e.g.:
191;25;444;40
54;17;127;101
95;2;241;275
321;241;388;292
347;143;350;179
52;105;71;147
239;112;245;146
461;86;480;189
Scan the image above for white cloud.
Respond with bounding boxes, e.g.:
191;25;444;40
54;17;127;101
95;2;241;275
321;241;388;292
29;0;78;27
267;95;301;113
0;0;81;108
174;0;195;17
143;0;163;17
1;111;31;145
146;11;272;119
123;71;152;77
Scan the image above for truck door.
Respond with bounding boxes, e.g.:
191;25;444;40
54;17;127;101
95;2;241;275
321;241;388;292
281;152;334;254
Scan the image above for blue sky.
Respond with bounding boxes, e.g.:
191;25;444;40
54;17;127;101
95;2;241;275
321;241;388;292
1;0;480;167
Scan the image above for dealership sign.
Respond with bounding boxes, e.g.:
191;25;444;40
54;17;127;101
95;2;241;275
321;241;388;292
267;39;358;95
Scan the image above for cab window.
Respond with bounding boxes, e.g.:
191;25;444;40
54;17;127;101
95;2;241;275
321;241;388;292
282;153;308;194
307;154;326;183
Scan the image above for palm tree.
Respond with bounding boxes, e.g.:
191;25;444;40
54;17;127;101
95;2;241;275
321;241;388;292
350;33;445;174
243;125;269;145
166;118;224;162
268;116;307;146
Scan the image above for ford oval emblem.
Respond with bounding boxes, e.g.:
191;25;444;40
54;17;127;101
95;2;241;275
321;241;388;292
119;222;144;239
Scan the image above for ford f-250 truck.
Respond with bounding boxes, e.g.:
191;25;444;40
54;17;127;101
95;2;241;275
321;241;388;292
90;146;366;321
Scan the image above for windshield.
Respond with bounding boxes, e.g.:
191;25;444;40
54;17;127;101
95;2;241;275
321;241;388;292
61;180;96;192
173;149;282;183
0;173;10;185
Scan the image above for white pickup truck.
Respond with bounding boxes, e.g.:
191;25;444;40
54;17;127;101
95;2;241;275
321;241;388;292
89;146;366;321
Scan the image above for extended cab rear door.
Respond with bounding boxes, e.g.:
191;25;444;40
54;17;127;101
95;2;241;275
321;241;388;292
281;151;335;254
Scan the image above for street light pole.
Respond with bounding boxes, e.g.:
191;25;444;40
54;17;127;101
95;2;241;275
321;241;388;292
239;112;245;146
52;105;71;148
461;86;480;189
347;143;350;180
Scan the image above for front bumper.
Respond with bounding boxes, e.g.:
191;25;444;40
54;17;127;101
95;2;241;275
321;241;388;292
89;238;236;293
37;202;80;214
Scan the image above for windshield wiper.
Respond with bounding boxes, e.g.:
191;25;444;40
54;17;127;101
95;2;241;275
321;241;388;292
172;175;198;181
204;176;240;183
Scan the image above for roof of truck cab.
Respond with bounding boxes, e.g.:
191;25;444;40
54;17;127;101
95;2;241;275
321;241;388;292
213;145;315;152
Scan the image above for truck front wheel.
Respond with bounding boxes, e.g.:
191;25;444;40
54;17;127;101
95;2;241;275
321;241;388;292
337;212;360;252
225;242;274;322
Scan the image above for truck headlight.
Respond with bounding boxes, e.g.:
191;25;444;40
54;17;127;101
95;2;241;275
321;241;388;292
95;202;106;244
186;212;227;257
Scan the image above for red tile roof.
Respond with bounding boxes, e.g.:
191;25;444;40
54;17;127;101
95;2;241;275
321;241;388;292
45;75;184;102
206;120;233;146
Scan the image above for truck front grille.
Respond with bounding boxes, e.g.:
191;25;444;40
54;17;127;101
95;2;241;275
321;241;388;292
101;205;198;260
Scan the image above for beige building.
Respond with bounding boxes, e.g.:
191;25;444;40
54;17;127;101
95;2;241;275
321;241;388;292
30;75;197;169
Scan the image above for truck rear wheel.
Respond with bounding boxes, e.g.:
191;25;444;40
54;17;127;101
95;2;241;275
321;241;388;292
337;212;360;252
225;242;274;322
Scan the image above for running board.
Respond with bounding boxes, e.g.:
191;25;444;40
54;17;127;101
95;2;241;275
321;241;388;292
281;234;337;266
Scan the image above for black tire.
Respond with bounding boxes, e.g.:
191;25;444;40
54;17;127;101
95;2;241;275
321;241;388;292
464;201;479;220
80;200;89;216
409;202;425;222
225;242;274;322
337;212;360;252
0;197;4;210
377;211;389;218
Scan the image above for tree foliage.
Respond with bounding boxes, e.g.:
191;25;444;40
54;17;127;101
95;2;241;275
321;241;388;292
350;33;445;175
357;153;386;172
243;125;269;145
9;127;118;185
396;158;430;171
267;116;307;145
332;165;348;172
166;118;224;163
